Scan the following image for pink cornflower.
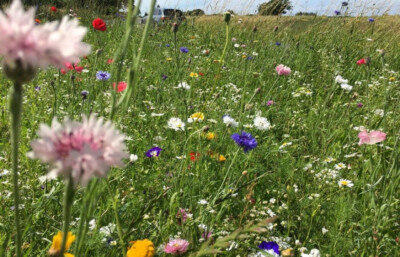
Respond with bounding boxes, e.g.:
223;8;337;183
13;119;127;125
164;239;189;255
358;129;386;145
275;64;291;76
29;115;128;185
0;0;90;70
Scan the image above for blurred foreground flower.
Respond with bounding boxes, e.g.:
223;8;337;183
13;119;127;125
0;0;90;81
48;231;75;257
127;239;155;257
29;115;128;186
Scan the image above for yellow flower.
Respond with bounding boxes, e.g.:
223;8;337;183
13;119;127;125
127;239;155;257
190;72;199;78
166;57;173;61
190;112;205;122
389;77;396;81
206;132;216;140
218;154;226;162
281;248;295;256
48;231;75;257
242;55;247;59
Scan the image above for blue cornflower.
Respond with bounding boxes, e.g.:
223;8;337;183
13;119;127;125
275;42;281;46
258;241;280;255
96;71;111;81
231;131;257;152
334;10;340;15
180;47;189;53
368;17;375;22
342;1;348;7
247;56;254;60
161;74;168;80
81;90;89;100
34;86;41;91
146;147;162;158
166;44;171;47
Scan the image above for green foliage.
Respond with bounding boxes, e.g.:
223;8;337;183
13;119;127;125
258;0;293;15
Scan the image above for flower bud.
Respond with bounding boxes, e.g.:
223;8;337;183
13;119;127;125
223;12;231;24
172;23;178;33
3;59;37;84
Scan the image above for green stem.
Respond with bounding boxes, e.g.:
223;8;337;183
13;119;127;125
106;180;126;257
10;82;23;257
60;177;75;255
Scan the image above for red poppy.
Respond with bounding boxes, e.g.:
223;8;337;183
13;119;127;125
74;66;83;73
357;58;366;65
60;69;67;75
35;18;41;24
190;152;201;162
92;18;107;32
107;58;114;64
50;6;57;12
198;72;204;76
112;82;127;92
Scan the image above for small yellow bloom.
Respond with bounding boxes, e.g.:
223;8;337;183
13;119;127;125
127;239;155;257
48;231;75;257
242;55;247;59
206;132;216;140
190;72;199;78
389;77;396;81
166;57;173;61
281;248;295;256
218;154;226;162
190;112;205;122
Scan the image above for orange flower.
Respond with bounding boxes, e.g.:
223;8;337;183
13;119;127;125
127;239;155;257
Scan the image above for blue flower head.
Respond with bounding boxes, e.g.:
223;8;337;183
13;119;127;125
334;10;340;15
275;42;281;46
146;147;162;158
180;47;189;53
96;71;111;81
258;241;280;255
231;131;257;152
368;17;375;22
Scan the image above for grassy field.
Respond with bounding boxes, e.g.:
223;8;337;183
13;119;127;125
0;4;400;257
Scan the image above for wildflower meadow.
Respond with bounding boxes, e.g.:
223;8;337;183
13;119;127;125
0;0;399;256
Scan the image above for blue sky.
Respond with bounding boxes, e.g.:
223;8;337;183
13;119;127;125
138;0;400;15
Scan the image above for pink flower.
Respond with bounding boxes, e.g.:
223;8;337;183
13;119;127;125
164;239;189;255
358;130;386;145
112;81;127;92
275;64;291;76
0;0;90;70
29;115;128;185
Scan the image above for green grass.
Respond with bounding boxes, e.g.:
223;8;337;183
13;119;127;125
0;8;400;257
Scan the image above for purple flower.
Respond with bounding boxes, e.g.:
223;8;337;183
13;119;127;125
368;17;375;22
231;131;257;152
247;56;254;60
161;74;168;80
180;47;189;53
146;147;162;158
96;71;111;81
334;10;340;15
357;102;363;108
267;100;274;106
258;241;280;255
80;90;88;99
166;44;170;47
275;42;281;46
342;1;348;7
35;86;41;91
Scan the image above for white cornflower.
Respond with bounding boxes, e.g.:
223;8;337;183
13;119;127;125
223;115;238;127
167;117;185;131
129;154;138;163
175;82;191;90
198;199;208;205
253;116;271;130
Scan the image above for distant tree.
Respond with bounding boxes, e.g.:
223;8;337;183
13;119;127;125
258;0;292;16
295;12;317;16
184;9;205;16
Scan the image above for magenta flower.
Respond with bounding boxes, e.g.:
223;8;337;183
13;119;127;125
0;0;90;70
29;115;128;185
164;239;189;255
275;64;291;76
358;130;386;145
